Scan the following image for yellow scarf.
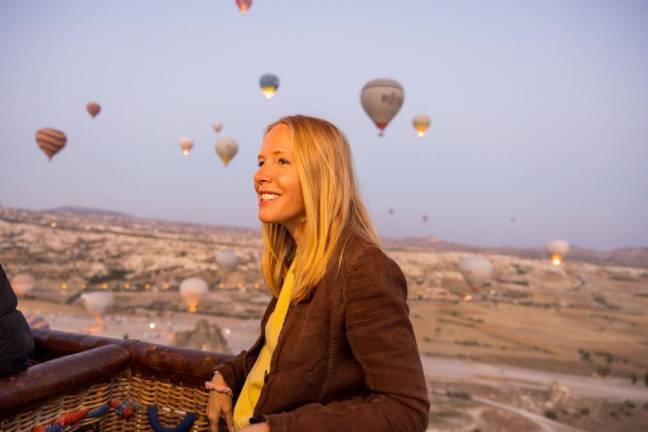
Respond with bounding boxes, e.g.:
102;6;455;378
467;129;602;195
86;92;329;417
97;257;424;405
233;261;296;430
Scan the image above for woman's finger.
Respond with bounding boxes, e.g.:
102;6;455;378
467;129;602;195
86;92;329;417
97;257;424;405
224;404;235;432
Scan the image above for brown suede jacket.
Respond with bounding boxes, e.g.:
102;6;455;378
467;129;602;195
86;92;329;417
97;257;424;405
212;231;430;431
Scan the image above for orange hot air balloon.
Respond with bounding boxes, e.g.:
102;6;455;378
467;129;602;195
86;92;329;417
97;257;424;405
236;0;252;14
86;102;101;118
412;114;431;137
179;137;194;156
35;128;67;161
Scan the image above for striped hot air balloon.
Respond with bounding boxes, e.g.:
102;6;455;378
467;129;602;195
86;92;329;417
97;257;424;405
86;102;101;118
35;128;67;161
23;312;50;330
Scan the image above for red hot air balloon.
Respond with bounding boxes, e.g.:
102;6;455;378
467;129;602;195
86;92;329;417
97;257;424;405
86;102;101;118
236;0;252;14
35;128;67;161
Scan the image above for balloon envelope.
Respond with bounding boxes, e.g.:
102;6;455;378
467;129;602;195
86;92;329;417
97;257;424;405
86;102;101;118
11;273;35;297
212;122;223;133
545;239;570;265
259;74;279;100
236;0;252;14
179;137;194;156
36;128;67;160
180;277;208;312
360;79;404;136
412;114;431;137
216;250;239;271
81;292;114;316
215;137;239;166
458;256;492;291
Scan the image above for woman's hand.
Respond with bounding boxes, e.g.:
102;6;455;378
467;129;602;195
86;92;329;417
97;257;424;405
240;423;269;432
206;374;235;432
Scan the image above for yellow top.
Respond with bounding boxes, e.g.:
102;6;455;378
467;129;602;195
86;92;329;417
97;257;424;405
233;261;296;431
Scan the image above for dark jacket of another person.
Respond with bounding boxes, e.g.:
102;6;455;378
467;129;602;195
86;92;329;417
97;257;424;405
212;229;430;432
0;264;34;377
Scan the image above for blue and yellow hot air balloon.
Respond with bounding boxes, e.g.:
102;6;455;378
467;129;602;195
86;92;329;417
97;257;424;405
259;74;280;100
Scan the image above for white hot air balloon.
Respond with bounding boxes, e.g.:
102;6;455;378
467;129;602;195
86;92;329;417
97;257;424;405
81;291;114;323
360;78;404;136
212;122;223;134
215;137;239;166
180;277;208;312
216;250;240;272
546;239;570;266
179;137;194;156
458;256;492;292
11;273;35;297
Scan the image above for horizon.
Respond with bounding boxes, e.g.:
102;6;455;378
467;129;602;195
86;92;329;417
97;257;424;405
2;203;645;253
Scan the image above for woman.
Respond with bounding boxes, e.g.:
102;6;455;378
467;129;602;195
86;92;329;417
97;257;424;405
206;115;429;432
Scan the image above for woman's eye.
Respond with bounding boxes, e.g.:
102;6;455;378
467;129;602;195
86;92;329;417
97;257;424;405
257;160;264;167
278;158;289;165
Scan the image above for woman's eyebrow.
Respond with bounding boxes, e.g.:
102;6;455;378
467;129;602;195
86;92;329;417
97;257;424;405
258;149;286;159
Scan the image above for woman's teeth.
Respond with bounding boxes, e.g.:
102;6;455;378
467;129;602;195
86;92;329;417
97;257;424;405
261;193;279;202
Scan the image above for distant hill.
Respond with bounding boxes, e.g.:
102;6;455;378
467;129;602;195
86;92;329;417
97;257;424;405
46;206;133;219
2;206;646;268
384;236;648;269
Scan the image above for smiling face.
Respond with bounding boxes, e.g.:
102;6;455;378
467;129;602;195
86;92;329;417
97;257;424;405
254;124;306;237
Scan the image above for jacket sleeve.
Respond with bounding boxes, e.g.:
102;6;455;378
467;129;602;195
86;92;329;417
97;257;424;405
264;246;430;432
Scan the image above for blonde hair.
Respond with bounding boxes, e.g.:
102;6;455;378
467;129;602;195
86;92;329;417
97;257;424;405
261;115;379;302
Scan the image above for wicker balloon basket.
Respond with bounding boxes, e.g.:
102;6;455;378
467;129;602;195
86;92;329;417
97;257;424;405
1;330;232;432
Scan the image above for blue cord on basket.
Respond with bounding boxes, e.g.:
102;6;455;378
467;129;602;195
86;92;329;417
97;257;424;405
147;405;197;432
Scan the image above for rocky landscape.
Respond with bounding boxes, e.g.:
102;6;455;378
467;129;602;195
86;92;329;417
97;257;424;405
2;205;648;431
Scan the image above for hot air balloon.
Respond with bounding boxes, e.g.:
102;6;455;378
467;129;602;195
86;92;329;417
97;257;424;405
360;78;404;136
212;122;223;134
11;273;35;297
215;137;239;166
458;256;492;292
216;250;240;271
422;214;429;223
412;114;431;137
23;312;50;330
86;102;101;118
235;0;252;14
36;128;67;161
388;208;395;215
81;291;114;323
259;74;279;100
179;137;194;156
546;239;570;266
180;277;208;313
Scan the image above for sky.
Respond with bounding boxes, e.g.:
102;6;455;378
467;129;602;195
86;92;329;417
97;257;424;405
1;0;647;250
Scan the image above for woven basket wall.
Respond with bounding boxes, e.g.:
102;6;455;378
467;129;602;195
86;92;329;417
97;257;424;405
1;369;211;432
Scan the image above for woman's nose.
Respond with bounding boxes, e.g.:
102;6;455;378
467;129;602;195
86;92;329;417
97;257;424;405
254;166;271;184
